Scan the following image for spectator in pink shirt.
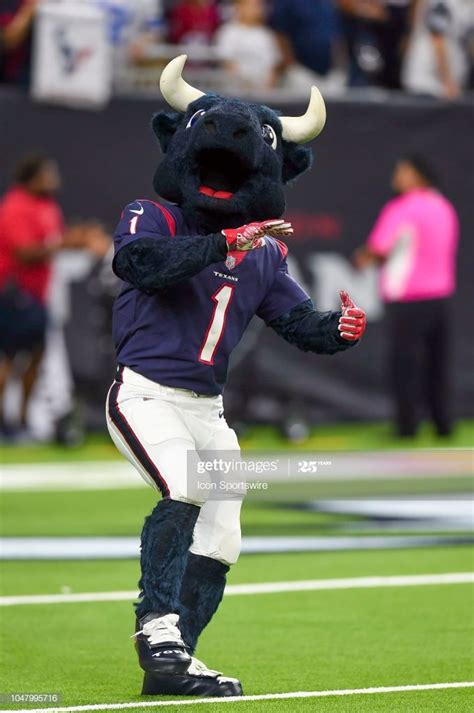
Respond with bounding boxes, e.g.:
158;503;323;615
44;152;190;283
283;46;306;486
353;156;459;438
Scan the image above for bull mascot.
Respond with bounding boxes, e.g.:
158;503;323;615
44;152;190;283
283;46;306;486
106;55;366;698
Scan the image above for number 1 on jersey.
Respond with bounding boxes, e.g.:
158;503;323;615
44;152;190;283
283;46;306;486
199;285;234;364
129;216;139;234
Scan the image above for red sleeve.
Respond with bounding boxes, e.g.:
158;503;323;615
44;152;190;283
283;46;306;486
168;7;185;43
1;204;39;250
209;6;220;35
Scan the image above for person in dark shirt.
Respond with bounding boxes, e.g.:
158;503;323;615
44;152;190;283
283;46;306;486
0;0;37;86
269;0;340;77
338;0;412;89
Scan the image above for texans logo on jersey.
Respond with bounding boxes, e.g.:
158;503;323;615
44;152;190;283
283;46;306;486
225;255;236;271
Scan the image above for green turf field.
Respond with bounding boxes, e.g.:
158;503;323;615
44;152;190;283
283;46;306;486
1;420;473;463
1;424;473;711
1;548;473;712
2;486;473;539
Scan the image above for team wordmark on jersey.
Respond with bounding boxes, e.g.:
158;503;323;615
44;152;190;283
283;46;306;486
213;270;239;283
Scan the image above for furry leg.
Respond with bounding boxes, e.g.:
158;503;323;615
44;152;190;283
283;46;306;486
135;499;200;619
178;552;230;653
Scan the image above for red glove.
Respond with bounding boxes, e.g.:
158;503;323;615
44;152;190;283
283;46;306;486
222;219;293;252
338;290;366;341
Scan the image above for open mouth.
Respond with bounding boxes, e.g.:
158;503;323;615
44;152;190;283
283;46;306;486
196;149;252;200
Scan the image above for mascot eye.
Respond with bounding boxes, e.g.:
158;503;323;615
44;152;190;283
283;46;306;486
262;123;277;150
186;109;206;129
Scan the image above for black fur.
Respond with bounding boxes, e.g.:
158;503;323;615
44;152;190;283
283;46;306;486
135;499;200;619
178;553;229;653
152;95;312;233
113;234;227;293
269;299;356;354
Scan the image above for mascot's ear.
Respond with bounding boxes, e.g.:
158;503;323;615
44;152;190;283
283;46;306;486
282;144;313;183
152;111;181;153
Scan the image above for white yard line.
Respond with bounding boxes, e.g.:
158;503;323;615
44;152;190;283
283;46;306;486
2;681;473;713
1;572;472;607
3;535;473;560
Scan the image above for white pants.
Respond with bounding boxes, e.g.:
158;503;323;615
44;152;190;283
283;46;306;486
106;367;243;565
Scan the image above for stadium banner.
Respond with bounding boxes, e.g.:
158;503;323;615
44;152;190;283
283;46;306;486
1;93;473;424
32;2;112;109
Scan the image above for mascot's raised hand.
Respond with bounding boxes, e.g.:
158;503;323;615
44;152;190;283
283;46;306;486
338;290;366;341
222;219;293;252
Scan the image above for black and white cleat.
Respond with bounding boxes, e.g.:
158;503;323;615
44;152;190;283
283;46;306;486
134;613;191;675
141;656;243;697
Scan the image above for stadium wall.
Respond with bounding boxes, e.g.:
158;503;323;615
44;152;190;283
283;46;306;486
1;91;473;424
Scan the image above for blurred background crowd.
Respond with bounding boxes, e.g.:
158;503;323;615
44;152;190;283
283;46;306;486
1;0;473;100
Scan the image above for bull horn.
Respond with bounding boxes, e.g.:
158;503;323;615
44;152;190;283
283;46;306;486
159;54;205;112
280;86;326;144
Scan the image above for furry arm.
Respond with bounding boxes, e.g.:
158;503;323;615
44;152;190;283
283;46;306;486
269;299;357;355
113;234;228;292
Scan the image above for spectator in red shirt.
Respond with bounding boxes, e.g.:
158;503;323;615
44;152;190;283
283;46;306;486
168;0;220;45
0;156;64;304
0;155;64;438
0;154;101;440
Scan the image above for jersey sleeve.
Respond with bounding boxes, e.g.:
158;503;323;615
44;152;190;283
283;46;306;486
366;201;404;257
113;200;177;256
257;252;309;325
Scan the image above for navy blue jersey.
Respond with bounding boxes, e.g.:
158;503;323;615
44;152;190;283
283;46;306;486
112;200;309;394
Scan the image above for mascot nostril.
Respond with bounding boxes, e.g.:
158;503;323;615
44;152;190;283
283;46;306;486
203;119;217;135
232;128;248;140
107;53;366;699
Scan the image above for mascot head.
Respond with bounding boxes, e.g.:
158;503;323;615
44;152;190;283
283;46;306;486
152;55;326;233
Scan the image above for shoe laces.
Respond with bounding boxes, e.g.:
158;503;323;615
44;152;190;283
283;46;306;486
189;657;221;677
133;613;184;646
